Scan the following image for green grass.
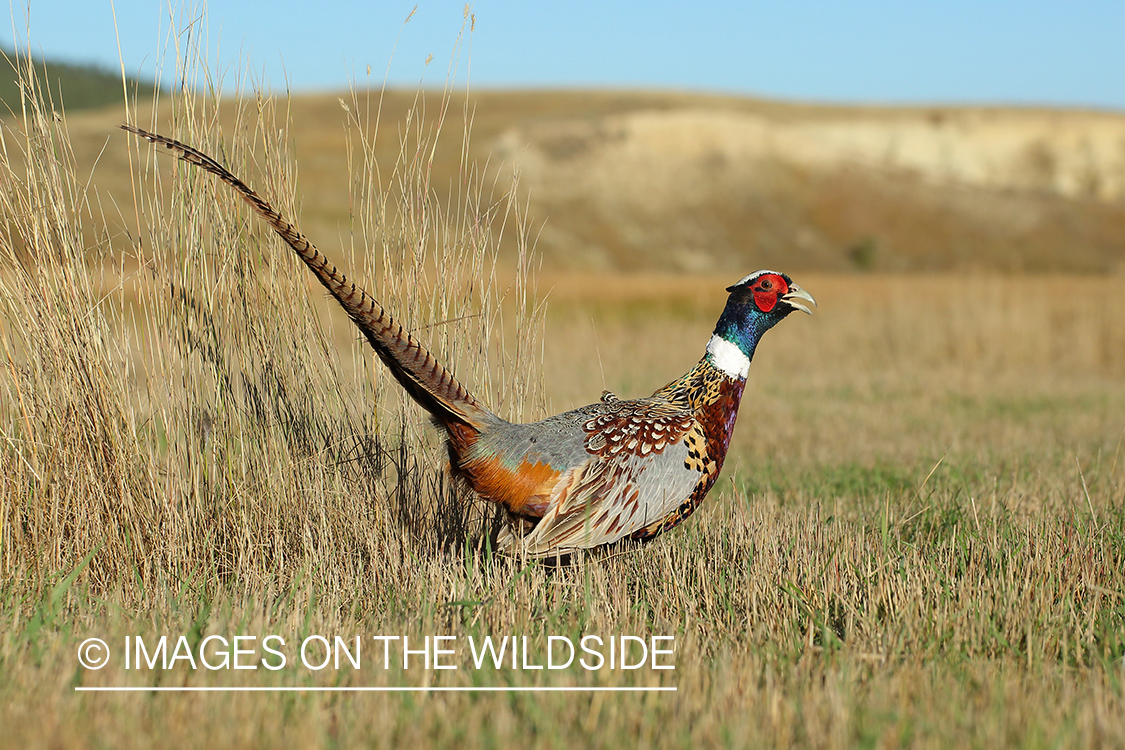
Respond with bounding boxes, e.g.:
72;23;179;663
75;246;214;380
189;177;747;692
2;488;1122;747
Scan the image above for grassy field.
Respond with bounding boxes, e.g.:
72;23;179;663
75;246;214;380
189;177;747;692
1;53;1124;749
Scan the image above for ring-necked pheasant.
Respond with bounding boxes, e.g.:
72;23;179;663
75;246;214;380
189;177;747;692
123;124;815;557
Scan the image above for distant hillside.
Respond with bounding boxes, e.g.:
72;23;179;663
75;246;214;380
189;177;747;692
63;89;1125;274
483;94;1125;273
0;49;156;114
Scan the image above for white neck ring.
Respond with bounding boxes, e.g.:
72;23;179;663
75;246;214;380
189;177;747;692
705;335;750;379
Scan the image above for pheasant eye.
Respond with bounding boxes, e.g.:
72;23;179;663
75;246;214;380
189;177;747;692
759;279;772;291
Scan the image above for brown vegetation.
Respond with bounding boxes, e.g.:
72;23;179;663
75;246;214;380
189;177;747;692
56;86;1125;277
1;48;1123;749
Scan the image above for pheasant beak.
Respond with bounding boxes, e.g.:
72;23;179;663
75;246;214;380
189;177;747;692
782;284;817;315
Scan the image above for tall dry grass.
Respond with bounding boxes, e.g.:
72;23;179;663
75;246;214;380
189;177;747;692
0;24;544;597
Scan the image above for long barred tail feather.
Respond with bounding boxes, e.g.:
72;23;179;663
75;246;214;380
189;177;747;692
122;124;492;429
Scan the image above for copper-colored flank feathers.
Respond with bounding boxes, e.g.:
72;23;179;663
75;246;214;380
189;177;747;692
123;124;815;557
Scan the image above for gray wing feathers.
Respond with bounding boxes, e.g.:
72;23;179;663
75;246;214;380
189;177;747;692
466;411;594;469
503;439;699;556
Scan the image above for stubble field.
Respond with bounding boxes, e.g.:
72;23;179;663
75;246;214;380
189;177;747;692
1;61;1123;749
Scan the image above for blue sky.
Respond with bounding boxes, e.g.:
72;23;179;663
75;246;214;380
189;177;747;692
6;1;1125;109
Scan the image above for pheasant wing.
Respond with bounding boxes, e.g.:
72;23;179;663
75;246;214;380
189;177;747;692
507;398;707;556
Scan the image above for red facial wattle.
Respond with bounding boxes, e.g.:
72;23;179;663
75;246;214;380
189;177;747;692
751;274;789;313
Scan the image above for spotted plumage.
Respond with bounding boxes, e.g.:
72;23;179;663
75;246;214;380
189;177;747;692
582;400;691;458
124;125;815;558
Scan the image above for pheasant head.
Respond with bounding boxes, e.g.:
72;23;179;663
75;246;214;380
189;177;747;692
706;270;816;379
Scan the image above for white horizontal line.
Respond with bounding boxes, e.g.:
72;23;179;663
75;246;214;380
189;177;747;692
76;686;675;693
